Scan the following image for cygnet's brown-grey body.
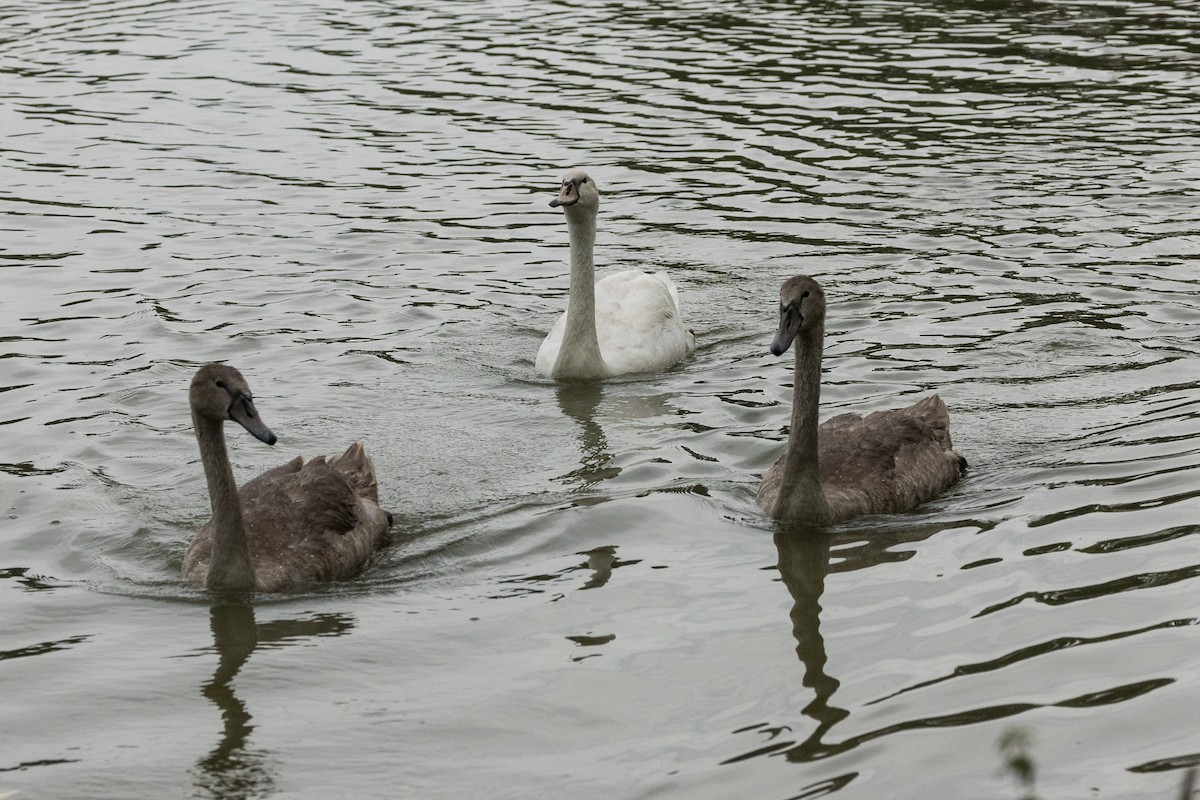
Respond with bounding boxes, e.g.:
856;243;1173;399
757;276;964;524
182;363;391;592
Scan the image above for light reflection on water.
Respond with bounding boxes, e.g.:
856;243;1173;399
2;0;1199;797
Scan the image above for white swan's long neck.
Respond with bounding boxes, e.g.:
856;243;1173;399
553;207;607;380
775;322;832;523
194;412;256;591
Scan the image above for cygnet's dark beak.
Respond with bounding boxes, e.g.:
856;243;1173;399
770;305;799;356
228;392;277;445
550;180;579;208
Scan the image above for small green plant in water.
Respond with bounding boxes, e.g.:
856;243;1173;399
998;727;1040;800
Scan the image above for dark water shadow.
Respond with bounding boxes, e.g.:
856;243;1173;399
827;516;996;574
573;544;640;590
191;597;354;800
554;383;620;490
0;566;65;592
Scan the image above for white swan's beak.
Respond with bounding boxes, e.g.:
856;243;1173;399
228;392;277;446
770;305;799;356
550;180;579;208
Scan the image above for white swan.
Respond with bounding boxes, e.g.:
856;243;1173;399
757;276;965;524
535;169;696;381
182;363;392;592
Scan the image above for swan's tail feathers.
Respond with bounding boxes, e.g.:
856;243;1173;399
905;394;953;447
329;442;380;502
906;393;967;480
907;393;949;419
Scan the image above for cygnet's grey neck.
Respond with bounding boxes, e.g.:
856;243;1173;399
194;411;256;591
775;321;832;523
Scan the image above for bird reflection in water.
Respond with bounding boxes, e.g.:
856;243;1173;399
726;529;849;769
731;520;993;778
773;530;849;759
554;383;619;490
573;545;641;590
192;597;354;799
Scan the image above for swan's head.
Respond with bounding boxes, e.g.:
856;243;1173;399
771;276;826;356
190;363;277;445
550;169;599;213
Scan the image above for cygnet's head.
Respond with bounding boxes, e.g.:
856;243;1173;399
550;169;600;212
190;363;277;445
771;276;826;356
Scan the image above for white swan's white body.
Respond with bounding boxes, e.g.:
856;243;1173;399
536;169;695;381
536;268;693;378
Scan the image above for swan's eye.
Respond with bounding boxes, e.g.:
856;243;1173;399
581;177;588;184
216;380;227;390
800;291;810;300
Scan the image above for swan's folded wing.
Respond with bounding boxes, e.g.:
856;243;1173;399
649;270;684;315
818;412;894;489
287;457;360;535
819;397;962;520
595;270;696;374
237;456;389;590
535;310;570;377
